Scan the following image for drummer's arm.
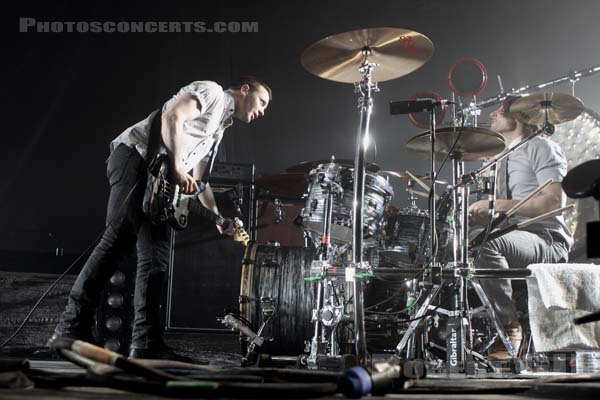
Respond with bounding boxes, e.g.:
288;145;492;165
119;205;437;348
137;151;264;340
498;138;568;217
493;183;564;217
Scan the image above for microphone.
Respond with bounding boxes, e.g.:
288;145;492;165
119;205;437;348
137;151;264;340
390;98;452;115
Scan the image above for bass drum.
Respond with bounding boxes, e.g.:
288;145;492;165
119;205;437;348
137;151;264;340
239;244;316;355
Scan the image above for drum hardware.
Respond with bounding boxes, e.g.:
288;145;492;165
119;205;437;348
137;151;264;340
273;198;284;223
396;122;508;372
395;92;582;372
302;27;433;365
220;309;274;366
306;160;349;369
457;63;600;123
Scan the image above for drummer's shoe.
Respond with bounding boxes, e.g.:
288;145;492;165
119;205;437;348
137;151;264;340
488;321;523;361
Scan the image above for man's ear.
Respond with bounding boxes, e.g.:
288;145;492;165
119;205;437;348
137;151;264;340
240;83;250;96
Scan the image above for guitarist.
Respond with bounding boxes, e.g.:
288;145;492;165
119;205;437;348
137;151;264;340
49;77;271;360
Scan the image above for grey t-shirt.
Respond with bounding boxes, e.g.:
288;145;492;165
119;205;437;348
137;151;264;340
504;136;573;249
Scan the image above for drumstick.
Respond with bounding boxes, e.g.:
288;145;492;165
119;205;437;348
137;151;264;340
482;204;575;243
471;179;557;246
505;178;553;217
405;170;430;193
517;204;575;228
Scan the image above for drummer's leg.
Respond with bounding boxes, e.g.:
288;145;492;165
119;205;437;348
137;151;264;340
474;230;549;326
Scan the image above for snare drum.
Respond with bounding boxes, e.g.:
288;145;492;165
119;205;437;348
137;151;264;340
301;163;394;245
380;207;452;267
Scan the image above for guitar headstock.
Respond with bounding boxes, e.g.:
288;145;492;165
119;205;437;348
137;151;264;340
232;217;249;247
233;227;249;247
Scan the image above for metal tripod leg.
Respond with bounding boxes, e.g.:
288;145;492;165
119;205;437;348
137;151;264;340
396;286;440;354
470;279;517;357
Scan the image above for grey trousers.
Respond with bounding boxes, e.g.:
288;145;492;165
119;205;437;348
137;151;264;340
474;229;568;326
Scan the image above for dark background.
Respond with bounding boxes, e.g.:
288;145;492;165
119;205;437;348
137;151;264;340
2;0;600;259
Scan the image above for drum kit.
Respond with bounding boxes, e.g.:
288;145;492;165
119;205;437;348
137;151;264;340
234;27;596;373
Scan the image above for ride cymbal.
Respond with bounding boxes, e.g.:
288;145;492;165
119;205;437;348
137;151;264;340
405;127;506;161
301;27;434;83
509;92;584;126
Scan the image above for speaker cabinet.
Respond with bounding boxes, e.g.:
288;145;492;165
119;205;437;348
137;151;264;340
166;164;255;332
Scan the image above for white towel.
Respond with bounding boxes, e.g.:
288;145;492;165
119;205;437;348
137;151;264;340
527;263;600;352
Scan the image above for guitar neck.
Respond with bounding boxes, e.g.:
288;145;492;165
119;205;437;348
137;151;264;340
188;199;227;227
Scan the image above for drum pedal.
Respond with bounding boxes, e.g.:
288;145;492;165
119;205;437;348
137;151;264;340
220;313;264;347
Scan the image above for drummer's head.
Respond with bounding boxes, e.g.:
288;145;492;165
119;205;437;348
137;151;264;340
490;96;536;141
229;76;272;123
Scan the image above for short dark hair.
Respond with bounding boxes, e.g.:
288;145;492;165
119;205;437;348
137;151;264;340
502;95;537;134
229;76;272;100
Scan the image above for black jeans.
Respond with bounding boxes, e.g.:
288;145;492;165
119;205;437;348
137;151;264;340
55;144;171;350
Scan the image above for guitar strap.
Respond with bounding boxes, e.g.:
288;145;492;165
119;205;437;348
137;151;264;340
146;109;163;176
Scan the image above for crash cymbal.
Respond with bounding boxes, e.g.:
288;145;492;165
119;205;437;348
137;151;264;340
255;173;308;199
301;27;434;83
380;170;447;184
509;92;584;125
405;127;506;161
286;159;381;174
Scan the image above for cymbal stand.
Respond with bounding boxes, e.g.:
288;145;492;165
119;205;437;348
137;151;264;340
406;179;420;211
395;105;444;360
350;55;379;365
307;167;345;369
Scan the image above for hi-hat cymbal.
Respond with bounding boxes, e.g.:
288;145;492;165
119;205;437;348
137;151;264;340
509;92;584;125
301;27;434;83
286;159;381;174
406;127;506;161
255;173;308;199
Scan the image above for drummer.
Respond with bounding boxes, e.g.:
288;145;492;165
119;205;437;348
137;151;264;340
468;96;573;360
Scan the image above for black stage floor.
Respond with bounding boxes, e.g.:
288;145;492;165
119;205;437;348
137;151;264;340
2;332;600;399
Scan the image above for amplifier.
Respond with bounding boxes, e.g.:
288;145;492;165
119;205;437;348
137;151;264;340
210;162;255;184
166;163;255;332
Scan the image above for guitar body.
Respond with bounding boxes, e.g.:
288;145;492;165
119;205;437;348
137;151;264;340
143;155;249;245
146;168;192;230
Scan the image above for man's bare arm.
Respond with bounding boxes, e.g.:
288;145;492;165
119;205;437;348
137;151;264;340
193;161;234;234
161;93;202;194
192;162;219;214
